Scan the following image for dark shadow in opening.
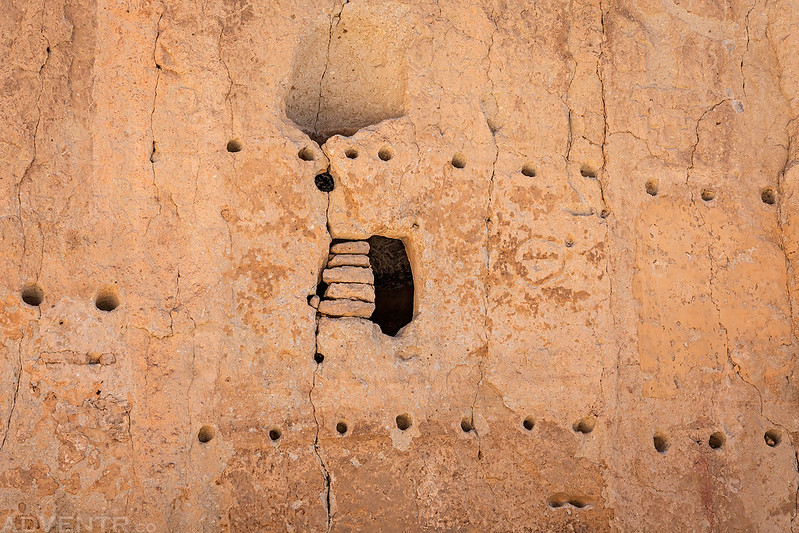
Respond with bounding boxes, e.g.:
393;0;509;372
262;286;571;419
368;236;413;336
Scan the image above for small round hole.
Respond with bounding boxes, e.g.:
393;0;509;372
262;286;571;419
645;178;659;196
336;421;348;435
761;187;777;205
451;153;466;169
95;287;120;312
315;172;335;193
269;428;282;441
764;429;782;447
572;416;596;434
345;148;358;159
580;164;597;178
522;416;535;431
378;147;393;161
600;208;611;218
701;188;716;202
21;283;44;307
198;425;215;443
314;352;325;364
226;139;242;153
521;163;536;177
298;147;315;161
460;417;473;432
653;432;670;453
565;234;576;248
396;413;412;431
708;431;725;449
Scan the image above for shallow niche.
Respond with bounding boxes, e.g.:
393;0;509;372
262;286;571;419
315;236;414;336
285;4;410;143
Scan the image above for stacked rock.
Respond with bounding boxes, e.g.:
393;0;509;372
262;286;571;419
317;240;376;319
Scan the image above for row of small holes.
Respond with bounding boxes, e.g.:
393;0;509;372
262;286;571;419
20;283;119;311
197;417;414;443
196;422;784;450
645;180;777;204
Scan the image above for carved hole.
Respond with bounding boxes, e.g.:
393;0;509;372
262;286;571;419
298;147;315;161
396;413;412;431
521;163;536;177
226;139;242;153
95;286;120;312
523;416;535;431
368;236;414;336
764;429;782;447
761;187;777;205
653;432;670;453
460;417;473;433
21;283;44;307
451;153;466;169
572;416;596;434
198;425;215;443
336;421;348;435
709;431;725;449
315;172;335;192
345;148;359;159
701;188;716;202
378;146;394;161
269;428;282;441
645;178;659;196
580;164;597;178
314;352;325;364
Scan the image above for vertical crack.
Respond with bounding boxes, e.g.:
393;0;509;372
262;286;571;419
148;11;165;230
0;340;23;453
313;0;349;142
741;0;756;98
310;174;334;529
596;0;609;214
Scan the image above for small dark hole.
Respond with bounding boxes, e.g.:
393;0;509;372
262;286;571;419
580;164;597;178
298;147;315;161
653;432;670;453
269;428;282;441
761;187;777;205
521;164;536;177
396;413;412;431
523;416;535;431
701;188;716;202
198;425;215;443
314;352;325;364
572;416;596;434
378;147;393;161
709;431;725;449
451;153;466;169
764;429;781;447
21;283;44;307
226;139;242;153
345;148;358;159
95;287;120;312
645;178;659;196
315;172;335;192
336;421;348;435
460;417;473;432
96;390;101;395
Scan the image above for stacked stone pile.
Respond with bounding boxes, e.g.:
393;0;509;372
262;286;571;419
318;240;376;318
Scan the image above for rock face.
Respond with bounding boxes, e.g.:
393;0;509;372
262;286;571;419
1;0;798;531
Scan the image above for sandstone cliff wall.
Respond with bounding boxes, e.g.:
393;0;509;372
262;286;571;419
1;0;798;530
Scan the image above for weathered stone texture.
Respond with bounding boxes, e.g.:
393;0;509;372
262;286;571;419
0;0;797;531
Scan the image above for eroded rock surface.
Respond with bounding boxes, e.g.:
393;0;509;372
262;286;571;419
1;0;798;530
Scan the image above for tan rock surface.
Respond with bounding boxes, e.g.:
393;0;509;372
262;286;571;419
325;282;375;302
317;298;376;318
330;241;370;255
327;253;371;268
0;0;798;530
322;265;375;285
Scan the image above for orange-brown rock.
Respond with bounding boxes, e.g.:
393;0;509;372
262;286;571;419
0;0;797;530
